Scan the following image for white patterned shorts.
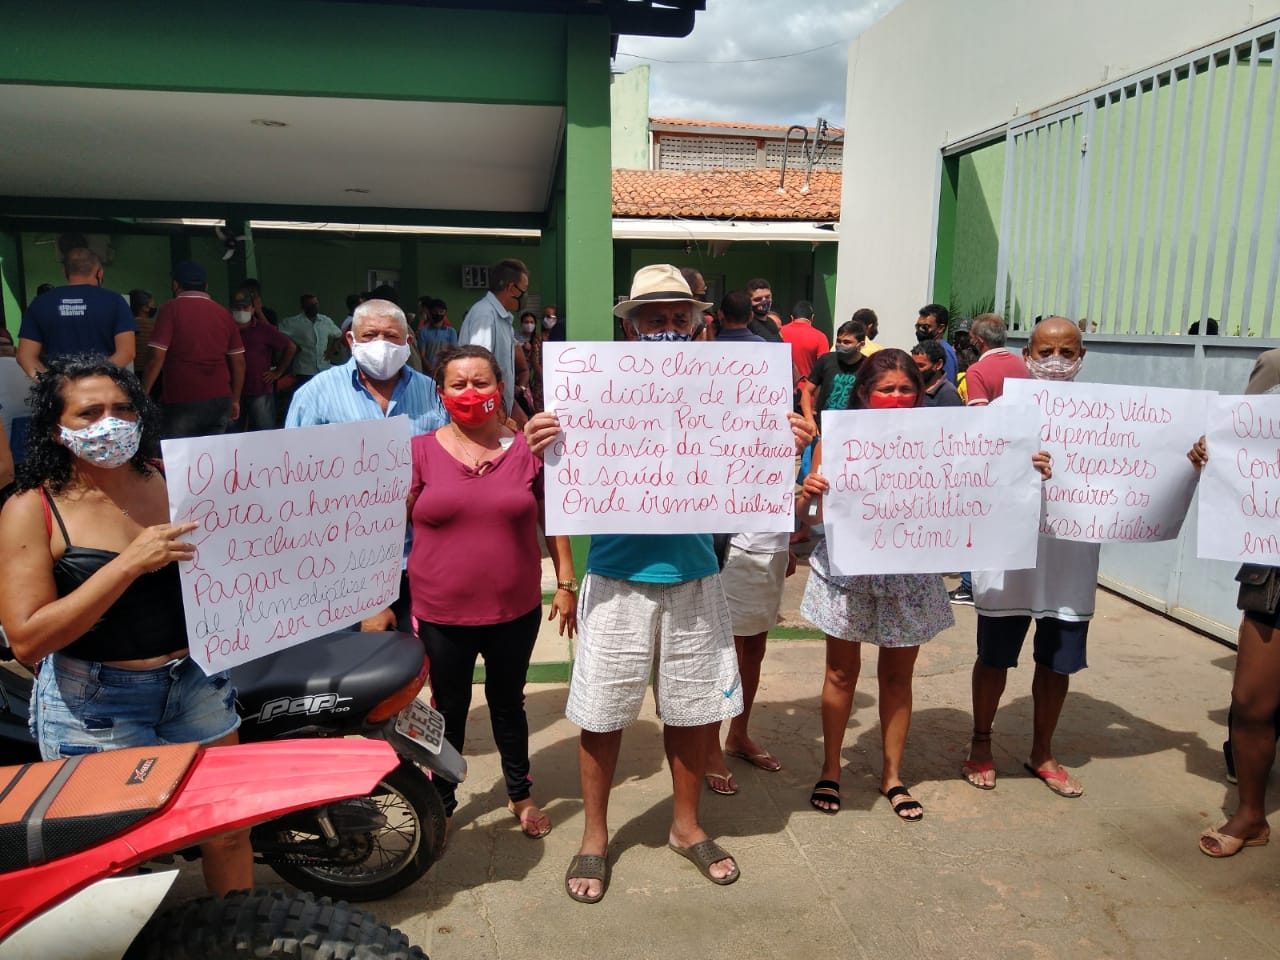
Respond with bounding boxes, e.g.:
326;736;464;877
800;540;954;648
566;574;743;733
720;546;788;636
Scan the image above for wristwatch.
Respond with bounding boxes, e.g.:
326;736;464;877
557;579;580;593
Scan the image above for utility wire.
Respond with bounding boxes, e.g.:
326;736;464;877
615;36;847;65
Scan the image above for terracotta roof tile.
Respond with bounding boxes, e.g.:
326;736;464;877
612;168;840;221
650;117;844;136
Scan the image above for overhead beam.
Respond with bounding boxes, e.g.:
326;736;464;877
0;1;567;106
0;198;545;232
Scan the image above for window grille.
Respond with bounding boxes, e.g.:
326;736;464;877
764;141;843;171
994;21;1280;337
656;135;758;170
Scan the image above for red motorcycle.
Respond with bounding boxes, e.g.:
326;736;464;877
0;738;428;959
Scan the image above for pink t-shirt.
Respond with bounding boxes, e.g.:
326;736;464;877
965;348;1030;404
408;430;543;625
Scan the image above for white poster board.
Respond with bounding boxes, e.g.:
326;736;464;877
541;341;796;535
819;405;1042;576
1003;379;1207;543
1198;393;1280;563
163;419;412;673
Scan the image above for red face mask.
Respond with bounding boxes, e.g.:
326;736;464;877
867;392;917;409
441;387;501;426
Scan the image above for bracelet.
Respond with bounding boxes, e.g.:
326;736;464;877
557;579;579;593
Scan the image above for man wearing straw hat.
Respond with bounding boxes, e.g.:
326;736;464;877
526;264;814;904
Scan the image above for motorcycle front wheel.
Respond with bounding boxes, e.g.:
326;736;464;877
126;889;427;959
263;759;448;902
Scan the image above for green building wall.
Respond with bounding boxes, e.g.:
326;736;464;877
939;58;1280;336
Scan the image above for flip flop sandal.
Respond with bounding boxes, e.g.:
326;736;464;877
705;772;739;795
668;839;740;885
726;748;783;772
960;758;997;790
1024;761;1084;798
508;802;552;839
809;779;841;814
1199;826;1271;858
883;785;924;822
564;852;610;903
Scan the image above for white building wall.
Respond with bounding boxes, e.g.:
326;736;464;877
837;0;1280;345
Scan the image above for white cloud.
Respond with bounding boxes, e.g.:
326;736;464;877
614;0;902;127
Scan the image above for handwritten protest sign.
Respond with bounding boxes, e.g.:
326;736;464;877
1198;393;1280;563
819;405;1041;576
1003;379;1206;543
542;341;795;535
163;419;412;673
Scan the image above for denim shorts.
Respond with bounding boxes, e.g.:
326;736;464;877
32;653;239;760
976;614;1089;676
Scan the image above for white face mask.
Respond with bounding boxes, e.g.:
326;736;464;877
350;338;411;381
521;322;536;335
542;315;557;329
233;309;253;325
59;417;142;468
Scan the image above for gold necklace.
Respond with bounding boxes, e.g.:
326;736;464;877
451;423;496;473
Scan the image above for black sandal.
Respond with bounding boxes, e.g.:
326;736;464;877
883;785;924;822
809;779;841;814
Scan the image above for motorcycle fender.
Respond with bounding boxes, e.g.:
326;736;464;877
377;720;468;784
0;871;177;960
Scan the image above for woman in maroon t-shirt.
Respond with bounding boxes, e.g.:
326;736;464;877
407;345;576;842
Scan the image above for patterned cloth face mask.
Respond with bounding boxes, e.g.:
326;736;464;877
1026;355;1083;381
59;417;142;468
636;331;692;342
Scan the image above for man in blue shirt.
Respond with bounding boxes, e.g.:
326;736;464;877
285;298;447;631
915;303;958;385
17;247;135;379
459;259;527;427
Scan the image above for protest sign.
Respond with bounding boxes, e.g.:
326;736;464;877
1198;393;1280;564
819;405;1041;576
542;341;795;535
163;418;412;673
1003;379;1206;543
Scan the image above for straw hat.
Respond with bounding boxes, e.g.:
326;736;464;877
612;264;714;318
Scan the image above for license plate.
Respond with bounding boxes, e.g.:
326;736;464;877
394;699;445;755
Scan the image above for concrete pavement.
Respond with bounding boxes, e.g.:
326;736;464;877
173;550;1280;960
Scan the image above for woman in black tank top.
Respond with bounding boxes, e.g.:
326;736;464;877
0;354;252;895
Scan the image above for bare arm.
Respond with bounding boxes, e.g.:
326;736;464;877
141;345;167;394
539;495;577;638
0;492;197;664
108;331;136;369
264;341;298;384
227;352;246;420
799;380;818;429
16;338;43;380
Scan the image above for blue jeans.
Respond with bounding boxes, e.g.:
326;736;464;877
236;393;276;432
33;654;239;759
162;397;232;439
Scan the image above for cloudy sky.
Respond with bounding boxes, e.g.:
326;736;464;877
613;0;903;128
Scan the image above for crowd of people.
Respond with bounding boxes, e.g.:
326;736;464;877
2;250;1274;906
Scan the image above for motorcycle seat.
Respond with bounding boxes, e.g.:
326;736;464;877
0;742;197;870
232;631;425;725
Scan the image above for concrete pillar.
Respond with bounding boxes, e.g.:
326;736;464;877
562;15;613;341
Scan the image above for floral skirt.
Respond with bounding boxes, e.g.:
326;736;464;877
800;540;954;648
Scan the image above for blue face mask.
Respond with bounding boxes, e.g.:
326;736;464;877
636;330;692;342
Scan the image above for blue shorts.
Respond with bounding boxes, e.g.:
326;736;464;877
976;614;1089;676
32;653;239;760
